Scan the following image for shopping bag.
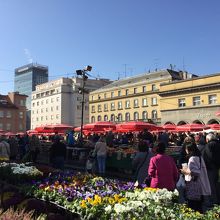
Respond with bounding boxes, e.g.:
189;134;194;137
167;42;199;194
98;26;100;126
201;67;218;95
176;174;186;189
185;178;202;200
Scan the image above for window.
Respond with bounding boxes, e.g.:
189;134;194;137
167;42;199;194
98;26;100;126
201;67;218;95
118;91;121;96
111;92;114;98
36;109;39;114
110;114;115;122
20;99;25;106
125;100;130;108
134;99;139;107
91;106;95;113
91;116;95;123
151;97;157;105
178;98;186;107
56;106;59;110
118;101;122;109
91;96;94;101
45;116;48;120
51;115;54;120
125;89;129;95
142;98;147;107
97;115;101;121
193;96;201;106
56;114;59;119
41;100;44;105
56;97;59;102
19;123;23;131
152;110;157;119
37;101;39;106
0;111;4;118
32;102;35;107
6;111;11;118
134;88;137;94
111;102;115;110
6;123;11;131
36;117;39;121
51;98;54;103
208;94;217;104
98;95;101;100
46;108;48;112
77;105;81;110
125;112;130;121
51;107;53;111
134;112;139;121
32;110;34;114
104;93;107;99
46;99;49;104
117;113;123;122
142;86;146;92
104;104;108;111
98;105;102;112
142;111;148;120
152;84;157;91
41;116;43;121
104;115;108;121
19;112;24;119
41;109;43;113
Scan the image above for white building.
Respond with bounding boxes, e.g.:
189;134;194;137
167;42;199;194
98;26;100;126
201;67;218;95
31;77;110;129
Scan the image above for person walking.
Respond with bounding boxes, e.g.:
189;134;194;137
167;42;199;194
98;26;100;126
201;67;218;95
94;135;108;175
0;135;10;161
181;142;211;213
29;135;40;163
148;142;179;191
132;140;153;186
203;133;220;205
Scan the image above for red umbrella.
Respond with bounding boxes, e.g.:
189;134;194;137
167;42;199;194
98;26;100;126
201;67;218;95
83;122;116;130
176;123;209;132
207;124;220;130
162;124;176;130
116;121;157;132
4;132;16;136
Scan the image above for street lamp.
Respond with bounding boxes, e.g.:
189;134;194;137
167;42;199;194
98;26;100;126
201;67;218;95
76;65;92;142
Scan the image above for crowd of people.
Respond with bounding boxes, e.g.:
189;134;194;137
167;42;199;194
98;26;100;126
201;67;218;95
0;129;220;213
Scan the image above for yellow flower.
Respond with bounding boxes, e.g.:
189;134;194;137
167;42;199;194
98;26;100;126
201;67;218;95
118;198;127;203
114;194;119;202
108;197;115;204
44;186;50;191
80;200;87;208
94;195;101;204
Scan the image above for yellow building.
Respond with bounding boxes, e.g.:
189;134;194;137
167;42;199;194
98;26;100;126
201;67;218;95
159;72;220;125
89;69;195;125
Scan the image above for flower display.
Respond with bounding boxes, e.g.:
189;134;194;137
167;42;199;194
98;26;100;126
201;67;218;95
0;162;43;184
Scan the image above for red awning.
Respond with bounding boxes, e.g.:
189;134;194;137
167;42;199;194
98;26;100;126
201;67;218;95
162;124;176;130
176;123;209;132
116;121;157;132
207;124;220;130
215;111;220;116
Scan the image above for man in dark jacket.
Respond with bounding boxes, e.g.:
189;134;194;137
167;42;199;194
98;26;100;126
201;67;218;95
203;133;220;205
50;136;66;170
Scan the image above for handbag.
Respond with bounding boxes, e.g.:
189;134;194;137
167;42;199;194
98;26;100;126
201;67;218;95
185;157;202;200
176;174;186;189
185;176;202;200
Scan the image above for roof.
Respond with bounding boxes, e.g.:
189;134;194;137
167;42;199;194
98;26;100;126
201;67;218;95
90;69;189;93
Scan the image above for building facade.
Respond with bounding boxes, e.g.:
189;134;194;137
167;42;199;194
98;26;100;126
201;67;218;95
159;73;220;125
31;77;110;129
0;92;27;133
89;69;194;124
14;63;48;129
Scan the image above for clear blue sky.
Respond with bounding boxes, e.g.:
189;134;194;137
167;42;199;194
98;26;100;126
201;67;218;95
0;0;220;94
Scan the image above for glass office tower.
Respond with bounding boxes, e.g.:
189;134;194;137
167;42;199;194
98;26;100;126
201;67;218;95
14;63;48;129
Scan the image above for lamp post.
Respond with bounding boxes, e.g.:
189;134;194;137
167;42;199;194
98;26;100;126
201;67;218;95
76;66;92;142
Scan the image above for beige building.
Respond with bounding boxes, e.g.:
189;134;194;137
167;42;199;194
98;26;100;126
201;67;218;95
159;72;220;125
31;77;110;129
89;69;194;125
0;92;27;133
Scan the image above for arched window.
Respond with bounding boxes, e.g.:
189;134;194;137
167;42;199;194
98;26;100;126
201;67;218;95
134;112;139;121
97;115;101;121
118;113;123;122
110;114;115;122
125;112;130;121
142;111;148;121
152;110;157;119
104;115;108;121
91;116;95;123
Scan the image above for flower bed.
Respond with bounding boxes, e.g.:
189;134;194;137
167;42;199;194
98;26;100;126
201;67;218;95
29;172;220;220
0;162;43;184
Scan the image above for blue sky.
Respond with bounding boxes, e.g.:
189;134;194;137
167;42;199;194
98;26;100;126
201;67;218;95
0;0;220;94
